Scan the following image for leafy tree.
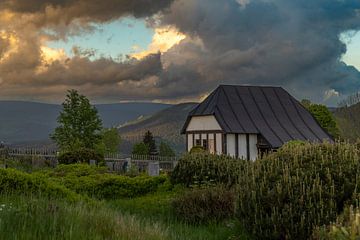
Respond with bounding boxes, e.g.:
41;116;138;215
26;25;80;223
132;142;149;155
143;130;157;155
51;90;103;151
159;142;175;157
301;99;340;138
96;128;121;154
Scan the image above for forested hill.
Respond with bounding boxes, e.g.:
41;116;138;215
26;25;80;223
119;103;197;153
0;101;169;145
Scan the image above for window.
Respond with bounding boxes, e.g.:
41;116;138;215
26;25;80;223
203;139;208;150
195;139;201;146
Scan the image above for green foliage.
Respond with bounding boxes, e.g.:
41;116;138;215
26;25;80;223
282;140;306;147
0;194;168;240
236;142;360;239
313;205;360;240
96;128;121;155
302;100;340;138
58;148;104;165
143;130;157;155
189;145;206;154
132;142;150;155
170;153;244;187
51;89;103;151
37;164;168;199
159;141;175;157
172;185;236;224
40;164;108;177
0;168;81;202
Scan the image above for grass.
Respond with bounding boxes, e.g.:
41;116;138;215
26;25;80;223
0;163;251;240
0;194;168;240
109;189;251;240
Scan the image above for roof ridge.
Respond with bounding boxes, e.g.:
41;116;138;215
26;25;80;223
218;84;283;88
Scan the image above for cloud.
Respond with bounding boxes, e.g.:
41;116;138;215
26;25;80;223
0;0;360;105
131;26;186;59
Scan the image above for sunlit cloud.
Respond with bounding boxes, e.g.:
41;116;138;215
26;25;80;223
131;26;186;59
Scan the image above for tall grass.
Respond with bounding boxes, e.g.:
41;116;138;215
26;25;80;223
0;194;168;240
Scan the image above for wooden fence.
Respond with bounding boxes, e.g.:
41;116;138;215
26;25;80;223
1;147;178;172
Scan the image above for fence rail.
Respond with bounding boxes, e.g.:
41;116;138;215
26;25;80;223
1;147;178;173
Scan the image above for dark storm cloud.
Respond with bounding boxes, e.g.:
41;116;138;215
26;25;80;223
156;0;360;104
1;0;360;104
0;0;174;24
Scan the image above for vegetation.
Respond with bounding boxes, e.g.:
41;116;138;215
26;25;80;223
0;194;168;240
35;164;167;199
236;142;360;239
143;130;157;155
96;128;121;154
51;90;103;151
0;163;249;240
132;130;176;156
189;145;206;154
313;205;360;240
172;185;236;224
159;141;175;157
58;148;104;165
301;99;340;138
170;153;242;187
132;142;150;155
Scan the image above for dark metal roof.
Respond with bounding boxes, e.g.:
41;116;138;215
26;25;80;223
181;85;333;148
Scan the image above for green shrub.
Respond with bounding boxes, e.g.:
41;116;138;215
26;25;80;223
237;142;360;240
38;163;108;177
172;185;236;224
189;146;206;154
313;205;360;240
170;153;245;187
35;164;167;199
0;168;81;202
58;148;104;165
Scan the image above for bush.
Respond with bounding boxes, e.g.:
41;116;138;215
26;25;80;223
189;146;206;154
58;148;104;165
172;185;236;224
170;153;245;187
38;164;108;177
236;142;360;239
0;168;81;202
313;205;360;240
37;165;168;199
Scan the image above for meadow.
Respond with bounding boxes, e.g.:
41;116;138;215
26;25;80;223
0;162;248;240
1;141;360;239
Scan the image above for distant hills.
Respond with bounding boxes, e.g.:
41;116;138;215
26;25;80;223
0;101;170;145
119;103;197;153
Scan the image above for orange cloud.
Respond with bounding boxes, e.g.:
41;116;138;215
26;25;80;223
131;26;186;59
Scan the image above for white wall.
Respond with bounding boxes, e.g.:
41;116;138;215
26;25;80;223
216;133;222;154
238;134;247;159
187;134;193;151
226;134;236;157
249;134;258;161
186;115;222;131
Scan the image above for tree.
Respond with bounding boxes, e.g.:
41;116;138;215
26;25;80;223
143;130;157;155
132;142;149;155
301;99;340;138
96;128;121;154
159;141;175;157
51;90;103;151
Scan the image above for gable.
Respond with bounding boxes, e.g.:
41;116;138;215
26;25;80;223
186;115;222;132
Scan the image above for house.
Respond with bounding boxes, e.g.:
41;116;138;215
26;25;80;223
181;85;333;160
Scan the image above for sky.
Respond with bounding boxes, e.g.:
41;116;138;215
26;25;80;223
0;0;360;106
